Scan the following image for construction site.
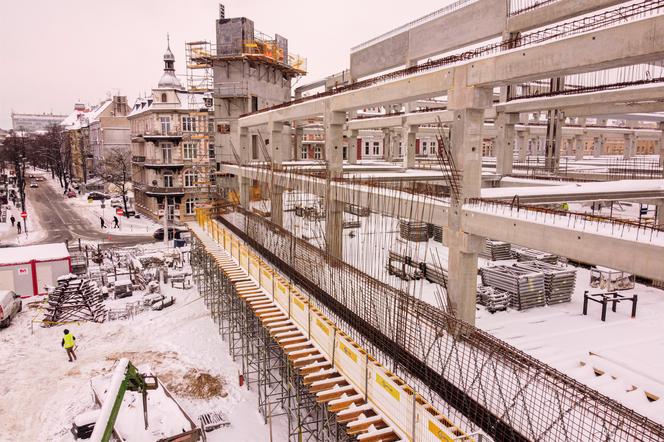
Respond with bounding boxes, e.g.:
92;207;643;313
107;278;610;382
183;1;664;441
4;1;664;441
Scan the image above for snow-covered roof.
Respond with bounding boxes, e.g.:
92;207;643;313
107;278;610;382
0;242;69;266
60;109;89;130
128;91;207;118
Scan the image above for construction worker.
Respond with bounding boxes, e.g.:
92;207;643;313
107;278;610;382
9;215;15;227
113;216;119;229
62;329;77;362
561;202;570;211
100;216;106;229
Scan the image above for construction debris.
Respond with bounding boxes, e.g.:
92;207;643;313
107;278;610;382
590;267;635;291
199;411;230;432
42;275;107;325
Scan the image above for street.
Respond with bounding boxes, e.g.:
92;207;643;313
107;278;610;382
27;177;153;247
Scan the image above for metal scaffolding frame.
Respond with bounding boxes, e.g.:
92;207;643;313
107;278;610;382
190;234;350;442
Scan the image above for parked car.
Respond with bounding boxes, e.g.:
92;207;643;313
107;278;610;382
153;227;187;241
29;182;38;188
87;192;109;200
0;290;22;328
66;190;77;198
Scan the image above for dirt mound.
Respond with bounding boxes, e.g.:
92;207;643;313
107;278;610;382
105;350;226;399
161;368;227;399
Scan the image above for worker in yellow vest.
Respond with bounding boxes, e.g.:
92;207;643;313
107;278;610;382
62;329;77;362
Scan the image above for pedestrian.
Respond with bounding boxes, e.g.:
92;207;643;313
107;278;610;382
61;329;77;362
16;221;21;234
9;215;15;227
100;217;106;229
113;216;119;229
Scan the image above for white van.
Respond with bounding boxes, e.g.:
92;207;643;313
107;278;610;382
0;290;22;328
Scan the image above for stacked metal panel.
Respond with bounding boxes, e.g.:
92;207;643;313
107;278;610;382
477;285;510;313
429;224;443;243
399;219;429;242
480;240;512;261
480;266;546;310
514;261;577;305
513;247;558;264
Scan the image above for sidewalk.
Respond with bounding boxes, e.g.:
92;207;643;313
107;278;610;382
0;192;46;246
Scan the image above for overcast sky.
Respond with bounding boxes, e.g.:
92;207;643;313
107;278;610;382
0;0;452;129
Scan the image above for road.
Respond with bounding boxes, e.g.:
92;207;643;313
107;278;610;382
27;179;154;248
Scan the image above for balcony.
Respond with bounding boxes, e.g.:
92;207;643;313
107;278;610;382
144;186;185;197
143;156;185;169
215;81;249;98
132;127;184;143
132;155;146;163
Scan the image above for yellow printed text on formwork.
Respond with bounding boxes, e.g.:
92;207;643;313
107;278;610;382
231;237;240;260
260;266;273;295
239;245;249;271
310;309;334;359
274;278;289;310
335;334;366;396
249;255;260;282
368;365;413;437
290;291;308;331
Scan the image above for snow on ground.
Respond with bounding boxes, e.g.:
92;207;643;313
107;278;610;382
0;185;47;246
43;174;160;236
0;243;287;441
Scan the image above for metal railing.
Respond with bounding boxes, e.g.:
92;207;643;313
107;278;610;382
143;185;184;195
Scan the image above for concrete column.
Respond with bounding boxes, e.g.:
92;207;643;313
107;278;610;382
268;120;286;164
446;74;492;325
238;126;251;207
295;125;303;161
624;133;635;159
658;123;664;168
402;124;416;168
593;136;601;158
382;129;393;162
517;131;527;162
495;112;518;175
656;200;664;227
347;130;358;165
324;108;345;259
575;135;584;161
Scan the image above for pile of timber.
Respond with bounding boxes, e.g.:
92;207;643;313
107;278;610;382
399;219;429;242
513;247;558;264
480;240;512;261
42;275;106;326
477;286;510;313
515;261;577;305
480;265;546;310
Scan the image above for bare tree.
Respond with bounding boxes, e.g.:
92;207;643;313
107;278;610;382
101;147;133;217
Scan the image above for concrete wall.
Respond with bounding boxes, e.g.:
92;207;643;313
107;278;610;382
350;0;505;79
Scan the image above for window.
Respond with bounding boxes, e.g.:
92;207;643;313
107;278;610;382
373;141;380;155
422;141;428;154
182;116;197;132
183;143;197;160
160;116;171;133
185;198;198;215
343;146;347;160
301;145;308;159
208;143;215;159
161;143;172;163
161;93;167;102
364;141;370;156
184;170;197;187
163;171;173;188
314;146;322;160
251;96;258;112
430;141;436;154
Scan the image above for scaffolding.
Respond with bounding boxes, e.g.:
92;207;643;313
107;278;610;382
190;210;477;442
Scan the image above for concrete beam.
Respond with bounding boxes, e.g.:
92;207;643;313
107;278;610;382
496;84;664;114
470;14;664;87
463;208;664;281
506;0;625;33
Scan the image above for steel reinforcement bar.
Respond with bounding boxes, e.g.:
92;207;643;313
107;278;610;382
215;206;664;442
